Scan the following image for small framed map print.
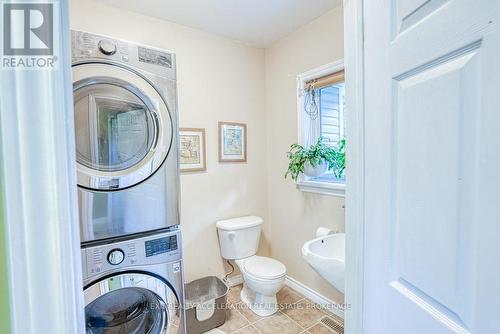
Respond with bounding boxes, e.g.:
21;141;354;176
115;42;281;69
179;128;206;172
218;122;247;162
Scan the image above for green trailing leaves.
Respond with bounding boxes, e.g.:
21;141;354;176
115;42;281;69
285;137;346;182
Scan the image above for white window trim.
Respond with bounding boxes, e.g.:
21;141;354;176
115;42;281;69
296;59;345;197
297;179;346;197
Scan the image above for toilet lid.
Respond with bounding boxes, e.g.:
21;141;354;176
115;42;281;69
243;256;286;279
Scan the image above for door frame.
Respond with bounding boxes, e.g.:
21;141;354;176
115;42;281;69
344;0;365;333
0;1;85;333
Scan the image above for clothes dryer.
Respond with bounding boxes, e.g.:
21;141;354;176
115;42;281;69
72;31;179;242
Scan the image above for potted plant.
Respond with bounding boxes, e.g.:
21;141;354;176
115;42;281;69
285;137;345;182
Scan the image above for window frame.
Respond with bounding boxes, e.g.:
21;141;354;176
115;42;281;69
296;59;345;197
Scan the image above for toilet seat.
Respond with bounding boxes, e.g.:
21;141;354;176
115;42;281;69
242;256;286;280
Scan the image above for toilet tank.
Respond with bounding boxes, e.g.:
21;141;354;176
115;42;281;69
216;216;263;260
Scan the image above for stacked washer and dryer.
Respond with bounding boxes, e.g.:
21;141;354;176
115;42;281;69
71;30;185;334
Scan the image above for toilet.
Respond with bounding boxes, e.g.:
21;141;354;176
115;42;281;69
216;216;286;316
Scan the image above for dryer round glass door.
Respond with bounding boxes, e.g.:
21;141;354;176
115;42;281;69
72;63;173;191
84;272;180;334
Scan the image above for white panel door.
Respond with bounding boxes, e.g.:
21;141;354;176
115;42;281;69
362;0;500;333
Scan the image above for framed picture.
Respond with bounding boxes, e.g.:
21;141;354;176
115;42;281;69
218;122;247;162
179;128;206;172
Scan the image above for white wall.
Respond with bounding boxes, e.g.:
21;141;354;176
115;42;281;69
69;0;270;282
265;6;345;303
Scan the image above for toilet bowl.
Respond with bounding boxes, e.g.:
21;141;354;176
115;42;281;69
216;216;287;316
236;256;286;316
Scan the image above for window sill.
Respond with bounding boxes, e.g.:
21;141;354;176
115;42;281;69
297;179;345;197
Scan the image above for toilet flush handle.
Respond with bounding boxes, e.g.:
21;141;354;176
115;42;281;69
228;231;236;240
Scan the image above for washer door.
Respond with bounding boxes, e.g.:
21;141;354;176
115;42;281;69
73;63;173;191
84;272;180;334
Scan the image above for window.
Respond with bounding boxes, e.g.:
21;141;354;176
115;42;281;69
297;61;346;196
319;83;345;147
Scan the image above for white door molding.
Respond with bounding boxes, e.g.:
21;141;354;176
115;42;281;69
344;0;365;333
0;1;85;333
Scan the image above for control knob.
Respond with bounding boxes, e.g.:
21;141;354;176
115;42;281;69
107;249;125;265
98;39;116;56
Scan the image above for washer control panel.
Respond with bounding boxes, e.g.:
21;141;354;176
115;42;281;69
145;235;177;257
81;229;181;279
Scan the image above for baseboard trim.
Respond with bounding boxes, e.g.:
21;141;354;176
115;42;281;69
223;274;344;319
285;276;345;319
224;274;244;287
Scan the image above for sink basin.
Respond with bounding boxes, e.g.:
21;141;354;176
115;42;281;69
302;233;345;293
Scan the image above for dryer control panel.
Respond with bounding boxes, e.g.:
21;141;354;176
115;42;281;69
71;30;176;80
81;229;182;279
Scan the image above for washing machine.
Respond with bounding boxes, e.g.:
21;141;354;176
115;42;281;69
71;30;179;243
82;228;185;333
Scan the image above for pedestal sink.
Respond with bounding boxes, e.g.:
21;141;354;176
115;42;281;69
302;233;345;293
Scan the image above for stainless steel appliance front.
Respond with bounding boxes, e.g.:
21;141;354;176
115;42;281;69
72;31;179;242
82;229;185;334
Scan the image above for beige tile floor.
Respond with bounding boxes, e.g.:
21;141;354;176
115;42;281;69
210;284;344;334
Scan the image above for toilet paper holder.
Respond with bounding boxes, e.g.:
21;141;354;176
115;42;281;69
315;227;339;237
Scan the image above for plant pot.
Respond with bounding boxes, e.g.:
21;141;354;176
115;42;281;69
303;160;328;178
